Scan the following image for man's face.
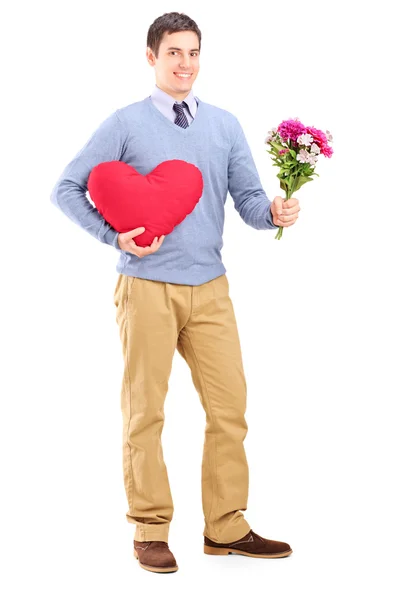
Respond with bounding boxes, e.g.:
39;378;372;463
146;31;200;101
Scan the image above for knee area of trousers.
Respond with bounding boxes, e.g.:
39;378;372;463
127;412;165;438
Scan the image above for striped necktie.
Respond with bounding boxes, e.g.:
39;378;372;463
173;101;189;128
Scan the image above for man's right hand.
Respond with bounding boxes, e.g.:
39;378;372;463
117;227;165;258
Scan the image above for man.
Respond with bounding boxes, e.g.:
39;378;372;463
50;12;300;574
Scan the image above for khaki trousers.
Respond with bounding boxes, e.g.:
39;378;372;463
113;273;251;544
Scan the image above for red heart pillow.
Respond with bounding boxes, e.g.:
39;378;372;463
88;160;203;247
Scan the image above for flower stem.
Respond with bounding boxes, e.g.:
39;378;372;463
274;178;297;240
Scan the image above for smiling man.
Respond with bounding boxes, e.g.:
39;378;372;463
50;12;299;574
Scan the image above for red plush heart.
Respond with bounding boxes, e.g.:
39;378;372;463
88;160;203;247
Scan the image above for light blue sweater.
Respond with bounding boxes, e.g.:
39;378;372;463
50;91;278;285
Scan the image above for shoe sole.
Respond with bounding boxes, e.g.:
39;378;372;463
134;550;179;573
204;545;292;558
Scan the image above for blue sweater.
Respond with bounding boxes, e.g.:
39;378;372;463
50;94;278;285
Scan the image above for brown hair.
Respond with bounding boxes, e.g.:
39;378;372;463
147;12;202;58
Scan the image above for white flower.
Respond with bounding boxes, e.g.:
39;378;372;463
326;130;333;142
310;142;320;154
297;133;314;146
297;148;310;163
264;128;278;144
297;148;318;165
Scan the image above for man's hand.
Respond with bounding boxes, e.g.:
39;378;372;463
117;227;165;258
271;196;301;227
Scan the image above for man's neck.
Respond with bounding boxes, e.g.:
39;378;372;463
155;84;191;102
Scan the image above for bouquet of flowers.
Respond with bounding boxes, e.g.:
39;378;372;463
265;118;334;239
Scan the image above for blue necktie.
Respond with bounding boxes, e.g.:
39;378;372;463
173;101;189;128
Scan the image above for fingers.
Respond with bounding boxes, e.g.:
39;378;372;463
127;226;146;237
277;197;300;225
120;227;164;257
275;214;298;226
283;197;299;209
130;234;166;258
280;205;301;217
119;227;146;246
151;234;165;249
273;195;301;227
147;235;165;252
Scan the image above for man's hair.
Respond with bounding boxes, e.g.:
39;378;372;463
147;12;202;59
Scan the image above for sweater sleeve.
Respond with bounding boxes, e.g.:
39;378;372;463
50;110;127;249
228;117;278;230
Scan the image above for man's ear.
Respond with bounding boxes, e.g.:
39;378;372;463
146;48;155;67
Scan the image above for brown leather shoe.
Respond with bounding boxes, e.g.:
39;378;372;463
133;540;178;573
204;529;292;558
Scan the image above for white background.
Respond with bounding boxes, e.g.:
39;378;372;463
2;0;400;597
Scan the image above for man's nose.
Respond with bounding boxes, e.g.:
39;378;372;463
179;56;191;68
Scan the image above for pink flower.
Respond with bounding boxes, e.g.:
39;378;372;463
279;148;289;155
277;118;307;143
321;143;334;158
306;126;333;158
306;126;327;147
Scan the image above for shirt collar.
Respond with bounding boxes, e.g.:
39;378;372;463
151;85;198;120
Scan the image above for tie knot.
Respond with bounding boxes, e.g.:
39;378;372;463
173;101;187;114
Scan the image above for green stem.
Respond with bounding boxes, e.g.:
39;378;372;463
274;178;296;240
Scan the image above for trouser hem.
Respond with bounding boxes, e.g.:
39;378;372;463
203;519;251;544
133;523;170;543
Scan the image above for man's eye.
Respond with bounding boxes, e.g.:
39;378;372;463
169;52;198;56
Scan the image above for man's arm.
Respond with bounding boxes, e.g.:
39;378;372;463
228;117;279;230
50;110;127;249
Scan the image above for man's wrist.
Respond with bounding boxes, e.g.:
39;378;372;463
268;204;278;228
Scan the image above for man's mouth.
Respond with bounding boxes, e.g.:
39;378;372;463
174;72;192;80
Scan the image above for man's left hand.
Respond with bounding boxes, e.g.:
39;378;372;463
271;196;301;227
